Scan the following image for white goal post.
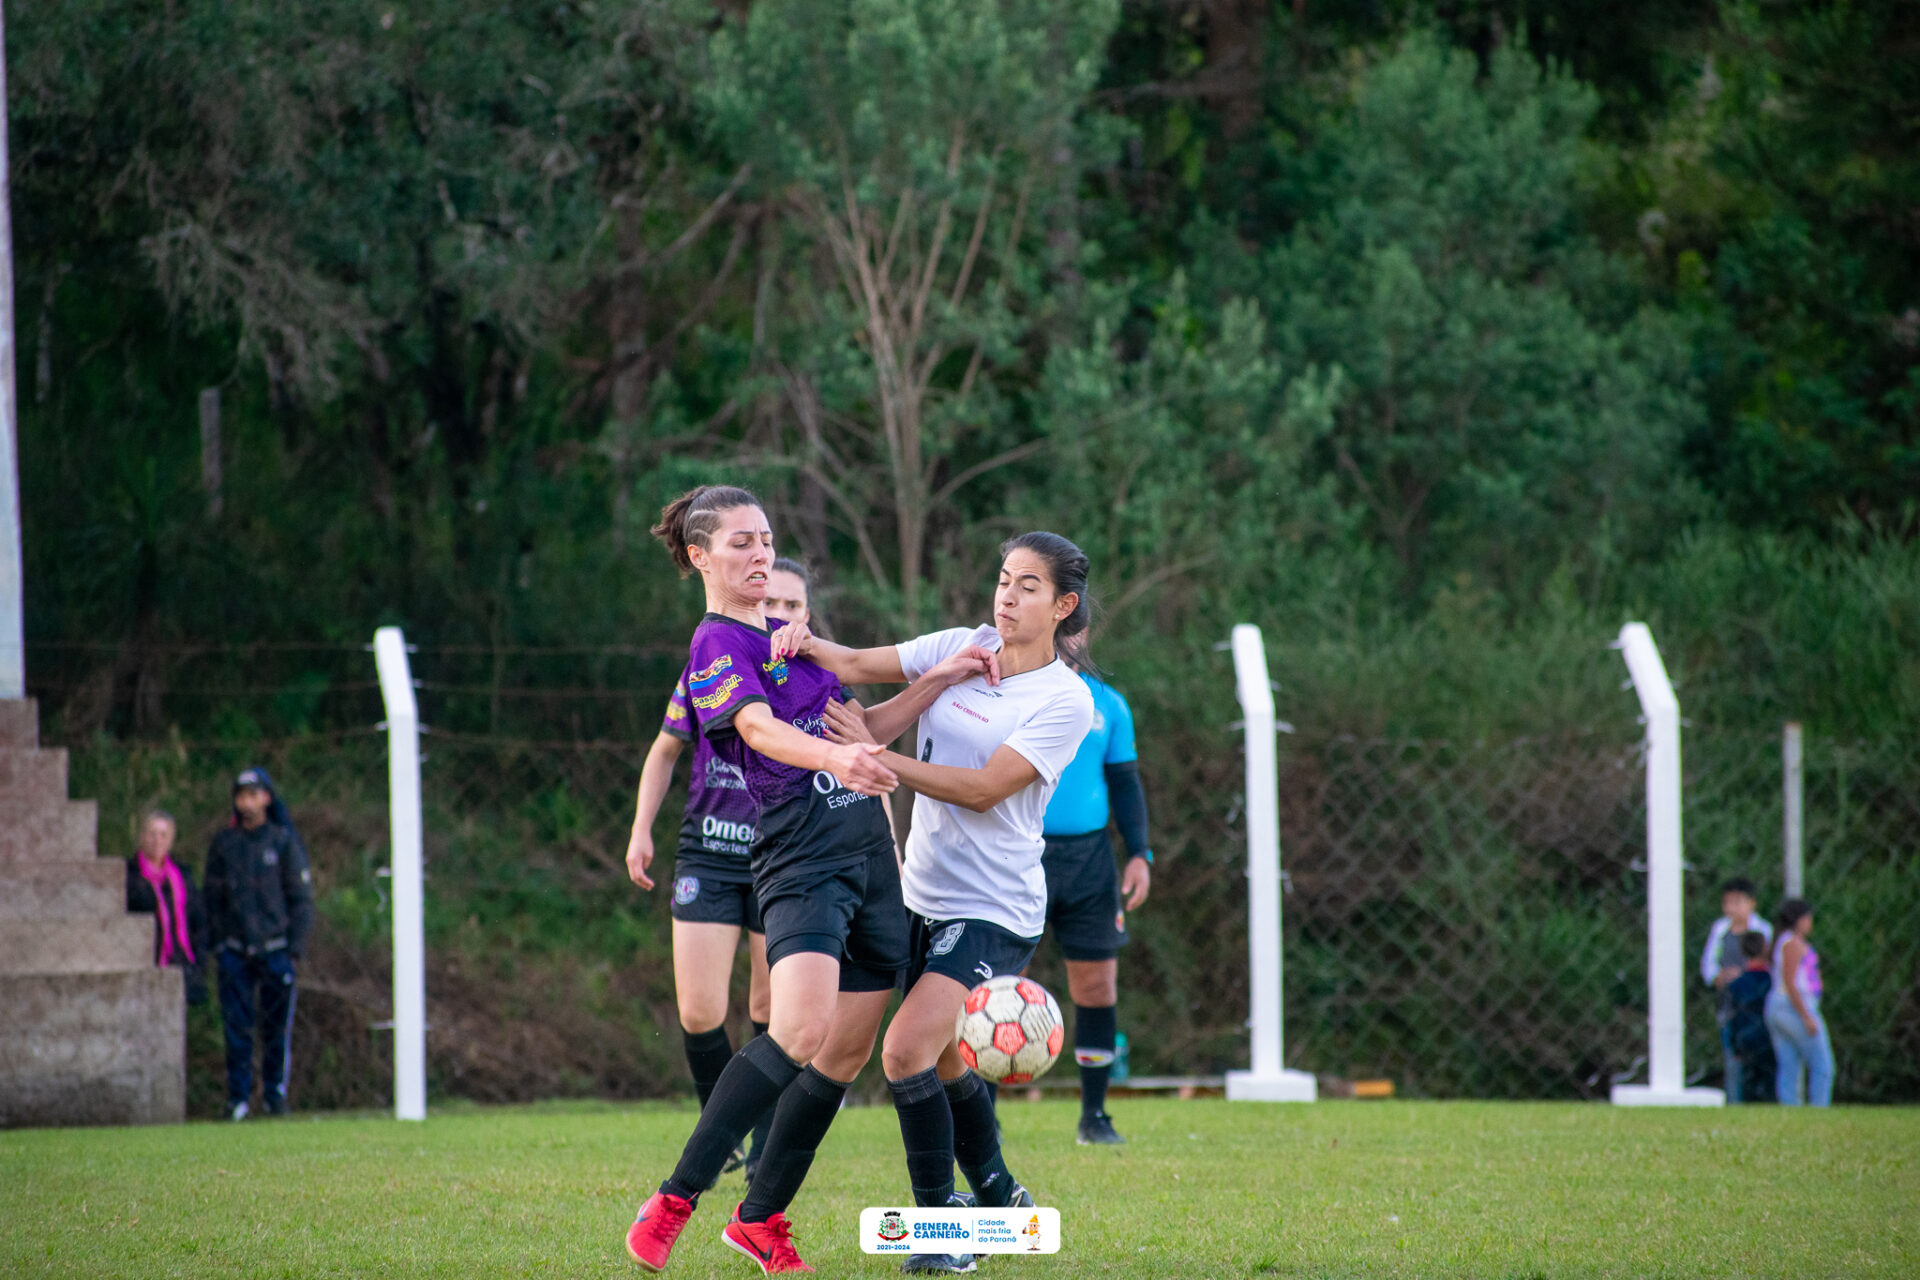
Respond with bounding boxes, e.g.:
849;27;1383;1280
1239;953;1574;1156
374;627;427;1121
1611;622;1722;1108
1224;624;1316;1103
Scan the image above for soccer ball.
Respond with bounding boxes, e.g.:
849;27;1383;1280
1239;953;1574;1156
954;976;1065;1085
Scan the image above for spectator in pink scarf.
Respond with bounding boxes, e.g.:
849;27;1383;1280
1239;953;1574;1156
124;809;209;1004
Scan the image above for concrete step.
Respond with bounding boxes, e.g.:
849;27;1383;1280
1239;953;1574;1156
0;699;38;748
0;916;151;975
0;859;125;920
0;969;185;1127
0;799;97;864
0;746;67;798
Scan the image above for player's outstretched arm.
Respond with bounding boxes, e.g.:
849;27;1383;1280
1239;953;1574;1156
626;731;684;890
733;701;898;796
852;647;1000;744
878;744;1040;814
767;621;919;686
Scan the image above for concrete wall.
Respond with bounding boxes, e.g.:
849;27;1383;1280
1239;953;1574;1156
0;699;185;1127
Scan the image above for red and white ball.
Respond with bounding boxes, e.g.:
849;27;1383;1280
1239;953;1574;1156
954;975;1065;1085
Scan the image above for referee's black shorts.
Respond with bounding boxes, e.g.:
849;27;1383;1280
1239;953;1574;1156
1041;830;1129;962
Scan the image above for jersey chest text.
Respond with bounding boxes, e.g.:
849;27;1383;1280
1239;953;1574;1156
923;684;1018;764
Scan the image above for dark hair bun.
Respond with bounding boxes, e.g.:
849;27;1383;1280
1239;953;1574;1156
650;485;763;576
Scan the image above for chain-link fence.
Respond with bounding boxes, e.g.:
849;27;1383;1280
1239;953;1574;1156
29;651;1920;1114
1266;729;1920;1102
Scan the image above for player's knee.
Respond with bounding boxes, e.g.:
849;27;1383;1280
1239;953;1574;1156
771;1015;830;1064
1069;970;1117;1007
812;1037;873;1082
880;1032;937;1081
677;994;729;1035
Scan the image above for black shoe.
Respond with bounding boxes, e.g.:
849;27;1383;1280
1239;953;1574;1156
905;1194;979;1273
1077;1111;1126;1145
262;1094;289;1117
721;1141;748;1175
1006;1183;1035;1209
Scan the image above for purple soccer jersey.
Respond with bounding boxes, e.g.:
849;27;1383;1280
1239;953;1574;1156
682;613;891;887
661;678;757;861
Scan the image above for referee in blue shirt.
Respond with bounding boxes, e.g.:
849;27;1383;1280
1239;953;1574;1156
1033;645;1152;1144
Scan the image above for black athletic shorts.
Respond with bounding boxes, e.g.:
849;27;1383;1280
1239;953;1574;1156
906;914;1042;991
757;846;909;992
668;855;764;932
1041;830;1129;961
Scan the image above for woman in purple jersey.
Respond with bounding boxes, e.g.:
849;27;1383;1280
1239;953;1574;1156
625;557;820;1184
626;486;993;1276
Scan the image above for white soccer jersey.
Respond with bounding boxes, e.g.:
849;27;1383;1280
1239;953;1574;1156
894;625;1096;937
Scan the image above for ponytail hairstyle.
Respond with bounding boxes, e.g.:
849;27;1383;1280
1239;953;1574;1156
650;485;763;576
1000;531;1095;671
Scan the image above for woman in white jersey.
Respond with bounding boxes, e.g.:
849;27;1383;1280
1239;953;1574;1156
800;532;1096;1275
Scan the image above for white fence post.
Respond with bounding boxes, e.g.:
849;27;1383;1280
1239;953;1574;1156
1782;722;1804;898
374;627;427;1122
1224;624;1315;1103
0;3;26;701
1611;622;1722;1107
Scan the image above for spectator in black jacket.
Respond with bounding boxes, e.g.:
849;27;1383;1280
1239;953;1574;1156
204;767;314;1119
124;809;210;1005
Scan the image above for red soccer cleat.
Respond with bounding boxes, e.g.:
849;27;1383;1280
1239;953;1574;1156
626;1190;695;1271
721;1203;815;1274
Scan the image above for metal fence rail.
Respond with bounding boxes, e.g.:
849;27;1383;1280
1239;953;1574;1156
47;713;1920;1114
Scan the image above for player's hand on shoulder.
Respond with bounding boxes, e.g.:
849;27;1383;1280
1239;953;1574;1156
828;742;897;796
769;619;814;661
625;827;655;890
823;698;877;746
934;643;1000;687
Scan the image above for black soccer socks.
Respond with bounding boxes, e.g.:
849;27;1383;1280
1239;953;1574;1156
663;1034;802;1202
945;1070;1016;1207
889;1068;957;1207
1073;1003;1117;1120
747;1019;775;1157
682;1025;734;1110
739;1066;849;1222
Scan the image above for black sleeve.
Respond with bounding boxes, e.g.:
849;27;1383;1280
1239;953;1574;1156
183;864;212;964
125;858;144;913
1103;760;1152;860
201;837;229;944
281;828;316;959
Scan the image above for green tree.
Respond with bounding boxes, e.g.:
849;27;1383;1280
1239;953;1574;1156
700;0;1119;630
1203;33;1702;601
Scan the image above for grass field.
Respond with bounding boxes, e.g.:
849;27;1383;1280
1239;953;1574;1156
3;1097;1914;1278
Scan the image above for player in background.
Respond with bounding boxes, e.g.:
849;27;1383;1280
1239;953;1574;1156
1033;635;1152;1145
625;487;994;1276
625;557;822;1183
805;532;1096;1275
